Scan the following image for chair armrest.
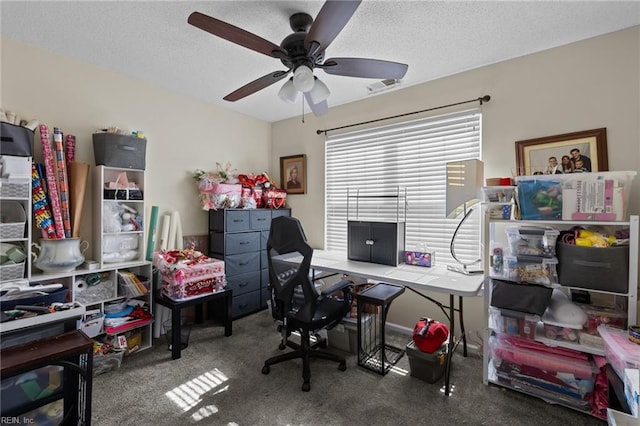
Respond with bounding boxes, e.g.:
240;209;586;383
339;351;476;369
320;279;353;297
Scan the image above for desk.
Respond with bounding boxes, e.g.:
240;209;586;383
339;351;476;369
307;250;484;395
155;288;233;360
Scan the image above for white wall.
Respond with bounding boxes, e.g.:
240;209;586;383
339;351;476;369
1;37;272;243
271;26;640;331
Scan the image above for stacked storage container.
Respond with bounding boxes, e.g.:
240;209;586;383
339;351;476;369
488;224;600;412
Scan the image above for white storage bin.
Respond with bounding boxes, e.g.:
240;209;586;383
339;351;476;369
482;186;516;203
516;171;636;221
506;226;559;257
0;200;26;239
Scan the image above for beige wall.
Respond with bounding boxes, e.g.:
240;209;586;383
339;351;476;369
2;27;639;334
1;37;272;243
271;26;640;331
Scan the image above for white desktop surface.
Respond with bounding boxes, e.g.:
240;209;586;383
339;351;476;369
309;250;484;297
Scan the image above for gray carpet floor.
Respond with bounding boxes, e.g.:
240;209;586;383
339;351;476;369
92;309;604;425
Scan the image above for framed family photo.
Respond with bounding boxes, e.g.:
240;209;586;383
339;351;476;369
515;128;608;176
280;154;306;194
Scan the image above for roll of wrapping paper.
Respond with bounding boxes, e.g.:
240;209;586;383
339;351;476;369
167;211;178;249
65;134;76;169
175;211;183;250
159;214;171;250
36;163;52;238
68;162;89;238
31;163;57;238
53;128;72;238
146;205;159;261
39;124;65;239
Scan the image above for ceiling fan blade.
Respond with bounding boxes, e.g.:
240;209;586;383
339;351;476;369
224;71;290;102
304;93;328;116
305;0;361;55
321;57;408;79
188;12;287;59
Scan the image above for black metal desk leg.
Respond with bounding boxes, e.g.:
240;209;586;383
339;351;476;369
444;294;455;396
459;295;467;357
171;308;182;360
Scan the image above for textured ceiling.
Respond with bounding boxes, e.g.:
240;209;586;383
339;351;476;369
2;1;639;123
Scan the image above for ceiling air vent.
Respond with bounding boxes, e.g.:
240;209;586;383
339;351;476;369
366;78;400;95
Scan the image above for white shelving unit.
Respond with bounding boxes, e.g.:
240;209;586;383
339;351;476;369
21;262;154;351
482;210;639;418
1;161;153;355
0;156;32;283
92;165;146;268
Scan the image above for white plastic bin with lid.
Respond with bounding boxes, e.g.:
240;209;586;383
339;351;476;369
499;255;559;286
515;171;636;221
506;226;559;257
488;307;539;339
598;324;640;379
0;200;26;239
540;316;583;344
482;186;516;203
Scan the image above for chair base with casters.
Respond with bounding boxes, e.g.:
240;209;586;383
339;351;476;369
262;280;353;391
262;327;347;392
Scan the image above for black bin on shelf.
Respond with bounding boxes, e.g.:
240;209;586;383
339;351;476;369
357;282;406;375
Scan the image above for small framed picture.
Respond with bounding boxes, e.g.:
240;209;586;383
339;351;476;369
280;154;306;194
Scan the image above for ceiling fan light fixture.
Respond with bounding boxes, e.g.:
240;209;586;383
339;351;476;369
292;65;315;92
309;77;331;104
278;78;298;103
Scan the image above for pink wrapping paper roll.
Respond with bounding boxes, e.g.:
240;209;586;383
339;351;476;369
39;124;65;239
53;128;72;238
65;134;75;168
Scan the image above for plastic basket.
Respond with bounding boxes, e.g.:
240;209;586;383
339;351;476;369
0;178;30;199
93;351;125;376
0;261;25;282
0;201;26;239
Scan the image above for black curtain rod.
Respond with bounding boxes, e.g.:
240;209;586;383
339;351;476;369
316;95;491;135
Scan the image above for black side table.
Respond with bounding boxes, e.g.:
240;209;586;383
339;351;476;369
155;288;233;360
357;282;405;375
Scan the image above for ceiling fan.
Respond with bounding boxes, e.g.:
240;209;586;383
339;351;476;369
188;0;408;116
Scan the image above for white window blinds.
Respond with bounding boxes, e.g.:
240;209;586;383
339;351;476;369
325;109;482;266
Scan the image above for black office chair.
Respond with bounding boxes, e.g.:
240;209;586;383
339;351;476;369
262;216;354;391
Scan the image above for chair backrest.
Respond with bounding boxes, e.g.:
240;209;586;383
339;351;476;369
267;216;318;323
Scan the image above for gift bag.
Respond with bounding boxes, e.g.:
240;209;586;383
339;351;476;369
263;188;286;209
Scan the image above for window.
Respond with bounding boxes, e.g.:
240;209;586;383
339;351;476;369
325;109;482;266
